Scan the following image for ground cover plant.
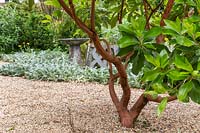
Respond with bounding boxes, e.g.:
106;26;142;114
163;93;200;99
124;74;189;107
56;0;200;128
0;50;140;86
0;50;109;83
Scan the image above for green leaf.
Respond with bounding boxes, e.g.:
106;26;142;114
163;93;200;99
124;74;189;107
167;70;189;81
178;81;193;102
131;16;146;31
144;91;158;99
152;83;167;94
44;0;61;8
164;19;181;34
162;29;179;36
41;20;51;23
189;80;200;104
197;62;200;71
176;36;195;47
157;98;168;117
118;24;134;35
195;32;200;39
187;16;200;23
144;54;160;67
142;69;160;82
174;55;193;72
159;50;169;68
118;35;138;48
131;52;145;74
144;27;162;39
117;46;134;56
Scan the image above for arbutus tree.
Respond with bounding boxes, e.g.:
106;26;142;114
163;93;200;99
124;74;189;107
55;0;200;128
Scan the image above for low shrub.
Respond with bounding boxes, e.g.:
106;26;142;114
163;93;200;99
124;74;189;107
0;50;140;86
0;50;109;83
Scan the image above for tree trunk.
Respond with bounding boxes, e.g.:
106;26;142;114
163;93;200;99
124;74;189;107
116;94;148;128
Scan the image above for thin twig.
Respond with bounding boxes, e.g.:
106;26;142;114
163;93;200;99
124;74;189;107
145;0;164;29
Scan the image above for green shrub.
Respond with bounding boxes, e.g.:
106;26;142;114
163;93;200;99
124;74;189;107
0;2;59;53
0;6;22;53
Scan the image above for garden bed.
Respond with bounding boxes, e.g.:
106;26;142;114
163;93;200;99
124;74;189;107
0;75;199;132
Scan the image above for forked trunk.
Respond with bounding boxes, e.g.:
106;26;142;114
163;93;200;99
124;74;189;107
118;94;148;128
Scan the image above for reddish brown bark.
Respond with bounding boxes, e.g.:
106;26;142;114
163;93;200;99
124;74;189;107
58;0;177;128
156;0;175;43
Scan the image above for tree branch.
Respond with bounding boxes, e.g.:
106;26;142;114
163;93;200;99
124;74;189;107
91;0;96;31
156;0;175;43
146;95;177;103
57;0;73;17
143;0;152;11
143;0;150;29
145;0;164;29
160;0;175;26
106;43;122;112
130;94;148;119
58;0;93;36
118;0;125;24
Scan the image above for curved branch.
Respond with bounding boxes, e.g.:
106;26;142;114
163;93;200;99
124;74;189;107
130;94;148;119
58;0;93;36
146;95;177;103
106;43;121;111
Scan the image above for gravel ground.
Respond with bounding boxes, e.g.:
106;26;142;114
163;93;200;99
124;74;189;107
0;75;199;132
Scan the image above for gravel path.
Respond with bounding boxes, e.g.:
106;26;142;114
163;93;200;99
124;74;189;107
0;75;199;133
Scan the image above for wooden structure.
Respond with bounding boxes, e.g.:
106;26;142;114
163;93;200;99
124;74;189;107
86;42;119;68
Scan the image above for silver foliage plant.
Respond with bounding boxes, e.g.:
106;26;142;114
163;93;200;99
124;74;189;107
0;50;140;87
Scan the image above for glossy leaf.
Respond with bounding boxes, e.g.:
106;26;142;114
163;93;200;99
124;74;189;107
152;83;167;94
131;52;145;74
159;50;169;68
174;55;193;72
164;19;181;34
144;27;162;39
157;98;168;117
197;62;200;71
118;24;134;35
144;54;160;67
44;0;61;8
142;69;160;82
176;36;194;47
178;81;193;102
118;35;138;48
167;70;189;81
189;80;200;104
